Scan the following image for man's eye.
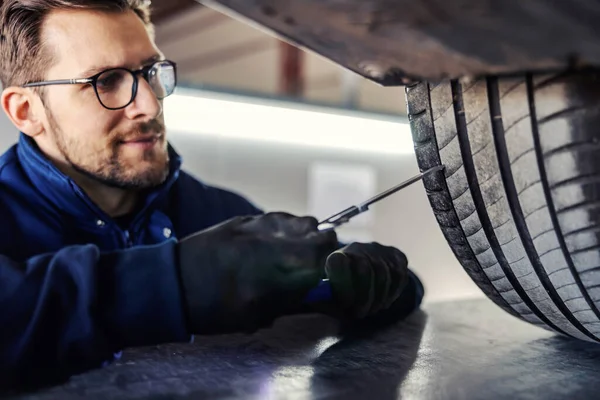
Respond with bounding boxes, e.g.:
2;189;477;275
96;71;124;91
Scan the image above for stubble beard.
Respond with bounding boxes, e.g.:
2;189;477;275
46;109;171;190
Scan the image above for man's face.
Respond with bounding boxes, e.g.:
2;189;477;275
36;9;169;189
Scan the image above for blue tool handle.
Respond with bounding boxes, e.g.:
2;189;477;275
304;279;333;303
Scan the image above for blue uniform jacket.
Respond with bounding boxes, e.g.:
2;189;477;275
0;133;423;386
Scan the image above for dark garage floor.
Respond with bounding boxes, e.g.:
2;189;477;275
9;298;600;400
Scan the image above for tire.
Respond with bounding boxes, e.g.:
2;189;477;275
406;70;600;342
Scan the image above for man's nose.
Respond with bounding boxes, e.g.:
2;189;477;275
124;76;162;120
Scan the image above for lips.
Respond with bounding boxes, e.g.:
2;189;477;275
121;134;161;144
119;134;162;151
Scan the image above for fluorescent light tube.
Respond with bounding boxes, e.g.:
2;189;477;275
164;88;414;155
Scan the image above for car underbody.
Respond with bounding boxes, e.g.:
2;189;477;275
199;0;600;84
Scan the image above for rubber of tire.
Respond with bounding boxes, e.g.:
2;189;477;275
406;70;600;342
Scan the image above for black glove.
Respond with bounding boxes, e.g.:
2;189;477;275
322;242;410;321
176;212;338;334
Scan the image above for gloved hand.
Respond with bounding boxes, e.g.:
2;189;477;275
321;242;410;321
176;212;338;334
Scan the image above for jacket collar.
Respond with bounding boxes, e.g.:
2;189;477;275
16;132;182;223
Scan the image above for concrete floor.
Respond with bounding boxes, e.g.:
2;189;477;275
10;298;600;400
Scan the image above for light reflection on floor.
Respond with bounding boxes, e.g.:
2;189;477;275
258;336;341;400
396;316;438;398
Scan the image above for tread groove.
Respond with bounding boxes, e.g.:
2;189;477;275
494;219;511;230
491;275;508;283
510;147;535;165
488;196;505;209
466;224;485;238
557;199;600;215
413;136;434;147
445;161;464;180
452;79;565;335
517;180;542;196
538;104;600;125
451;184;470;201
581;266;600;275
556;282;579;291
549;267;568;277
483;262;499;270
472;139;492;158
478;170;500;187
513;256;526;263
531;227;555;242
474;246;492;257
544;140;600;159
438;133;458;152
503;114;530;137
413;139;434;150
517;270;535;279
499;80;525;100
461;79;480;93
458;205;478;222
466;108;488;127
538;247;561;259
564;224;600;239
573;309;593;315
534;72;570;89
409;109;427;121
564;296;585;303
550;173;600;191
493;76;597;341
433;103;454;123
525;204;548;220
570;243;600;256
499;236;518;247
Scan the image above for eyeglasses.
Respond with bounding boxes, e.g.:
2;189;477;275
22;60;177;110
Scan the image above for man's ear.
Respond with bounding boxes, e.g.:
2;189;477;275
1;87;44;137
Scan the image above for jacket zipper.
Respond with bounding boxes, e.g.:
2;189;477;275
123;230;133;247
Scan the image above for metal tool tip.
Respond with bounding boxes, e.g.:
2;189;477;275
424;165;446;175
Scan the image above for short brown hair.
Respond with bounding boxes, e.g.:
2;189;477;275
0;0;154;88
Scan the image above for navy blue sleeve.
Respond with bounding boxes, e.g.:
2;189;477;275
0;240;189;388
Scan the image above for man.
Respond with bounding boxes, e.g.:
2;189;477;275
0;0;424;388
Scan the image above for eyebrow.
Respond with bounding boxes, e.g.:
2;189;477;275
78;54;163;78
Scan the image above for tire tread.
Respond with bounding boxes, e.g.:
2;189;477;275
406;70;600;342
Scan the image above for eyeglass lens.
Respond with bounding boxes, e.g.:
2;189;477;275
95;61;176;109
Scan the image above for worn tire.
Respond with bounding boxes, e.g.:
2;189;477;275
406;70;600;342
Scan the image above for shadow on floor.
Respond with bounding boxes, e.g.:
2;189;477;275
309;310;428;400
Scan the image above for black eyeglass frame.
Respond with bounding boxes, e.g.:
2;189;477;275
21;59;178;110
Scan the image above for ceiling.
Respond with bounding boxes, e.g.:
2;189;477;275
151;1;408;116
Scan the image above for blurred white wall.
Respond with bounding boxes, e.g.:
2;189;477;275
0;108;18;151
